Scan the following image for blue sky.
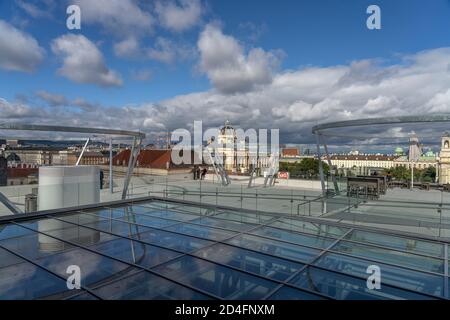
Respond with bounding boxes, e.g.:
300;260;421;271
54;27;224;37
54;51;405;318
1;0;450;148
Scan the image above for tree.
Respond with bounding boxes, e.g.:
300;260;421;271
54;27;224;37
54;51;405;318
279;158;328;179
422;166;436;183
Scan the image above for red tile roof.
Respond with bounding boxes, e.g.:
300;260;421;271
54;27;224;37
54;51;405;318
112;149;199;169
282;148;300;157
7;167;38;179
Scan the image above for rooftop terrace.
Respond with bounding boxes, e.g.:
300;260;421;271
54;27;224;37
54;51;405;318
0;196;448;300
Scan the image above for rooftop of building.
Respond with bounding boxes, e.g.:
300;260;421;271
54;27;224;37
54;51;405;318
0;196;447;300
330;154;399;161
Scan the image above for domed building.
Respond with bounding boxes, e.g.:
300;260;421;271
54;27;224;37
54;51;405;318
394;147;404;156
210;120;271;174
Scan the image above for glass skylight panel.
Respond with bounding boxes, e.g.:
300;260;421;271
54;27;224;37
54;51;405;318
81;207;128;220
91;270;211;300
313;253;444;298
52;212;111;225
345;230;445;258
0;224;36;241
290;266;436;300
164;223;238;241
0;249;69;300
152;256;278;299
330;240;444;274
249;226;334;249
213;211;274;224
269;218;349;238
118;214;180;229
188;216;258;232
137;228;214;253
226;234;321;264
67;291;99;300
87;237;181;268
193;243;304;281
268;286;326;300
135;209;201;222
1;199;449;300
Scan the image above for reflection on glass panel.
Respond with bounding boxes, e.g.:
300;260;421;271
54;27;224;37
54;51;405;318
0;232;71;260
0;248;69;300
67;291;99;300
189;217;257;232
227;234;320;263
90;238;180;268
137;228;214;253
0;226;137;288
313;253;444;298
164;223;238;241
331;241;444;274
62;216;149;238
52;212;110;225
0;224;35;241
118;214;178;229
213;212;274;224
194;243;303;281
35;247;138;288
250;227;333;249
269;286;325;300
82;207;127;220
18;218;115;250
291;267;435;300
93;271;210;300
115;204;201;222
138;210;200;222
345;230;444;258
270;218;348;238
153;256;277;299
138;202;213;216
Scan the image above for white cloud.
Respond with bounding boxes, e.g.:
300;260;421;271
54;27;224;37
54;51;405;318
156;0;203;32
146;37;196;64
0;19;45;72
130;69;152;81
16;0;54;18
113;37;141;58
7;47;450;145
198;24;282;94
72;0;154;36
51;34;123;87
36;91;68;107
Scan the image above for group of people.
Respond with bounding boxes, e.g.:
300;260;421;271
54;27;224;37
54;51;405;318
193;166;208;180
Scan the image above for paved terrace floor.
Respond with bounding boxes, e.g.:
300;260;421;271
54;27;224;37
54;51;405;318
3;173;450;240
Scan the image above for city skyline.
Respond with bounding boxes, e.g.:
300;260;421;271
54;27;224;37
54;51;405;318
2;1;450;145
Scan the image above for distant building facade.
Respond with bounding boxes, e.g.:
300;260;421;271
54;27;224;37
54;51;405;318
329;154;397;170
439;134;450;184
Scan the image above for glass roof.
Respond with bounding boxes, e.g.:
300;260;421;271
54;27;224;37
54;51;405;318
0;198;448;300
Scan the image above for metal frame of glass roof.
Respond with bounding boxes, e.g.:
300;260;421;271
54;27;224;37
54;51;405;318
0;196;449;300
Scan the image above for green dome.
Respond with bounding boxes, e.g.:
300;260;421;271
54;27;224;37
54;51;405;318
425;149;435;157
394;147;404;155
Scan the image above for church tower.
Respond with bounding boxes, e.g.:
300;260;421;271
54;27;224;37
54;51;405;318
439;133;450;184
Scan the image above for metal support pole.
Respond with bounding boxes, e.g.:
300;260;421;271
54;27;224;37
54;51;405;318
122;137;141;200
316;134;326;196
76;138;90;166
316;134;326;215
323;139;340;195
109;137;113;194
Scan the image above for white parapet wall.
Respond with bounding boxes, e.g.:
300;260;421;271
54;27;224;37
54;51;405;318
38;165;101;252
38;165;100;211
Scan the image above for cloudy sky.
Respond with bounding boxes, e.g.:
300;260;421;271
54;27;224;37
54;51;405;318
1;0;450;150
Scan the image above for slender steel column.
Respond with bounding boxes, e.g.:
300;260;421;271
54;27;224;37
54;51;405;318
323;139;340;195
316;134;326;195
109;137;113;194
